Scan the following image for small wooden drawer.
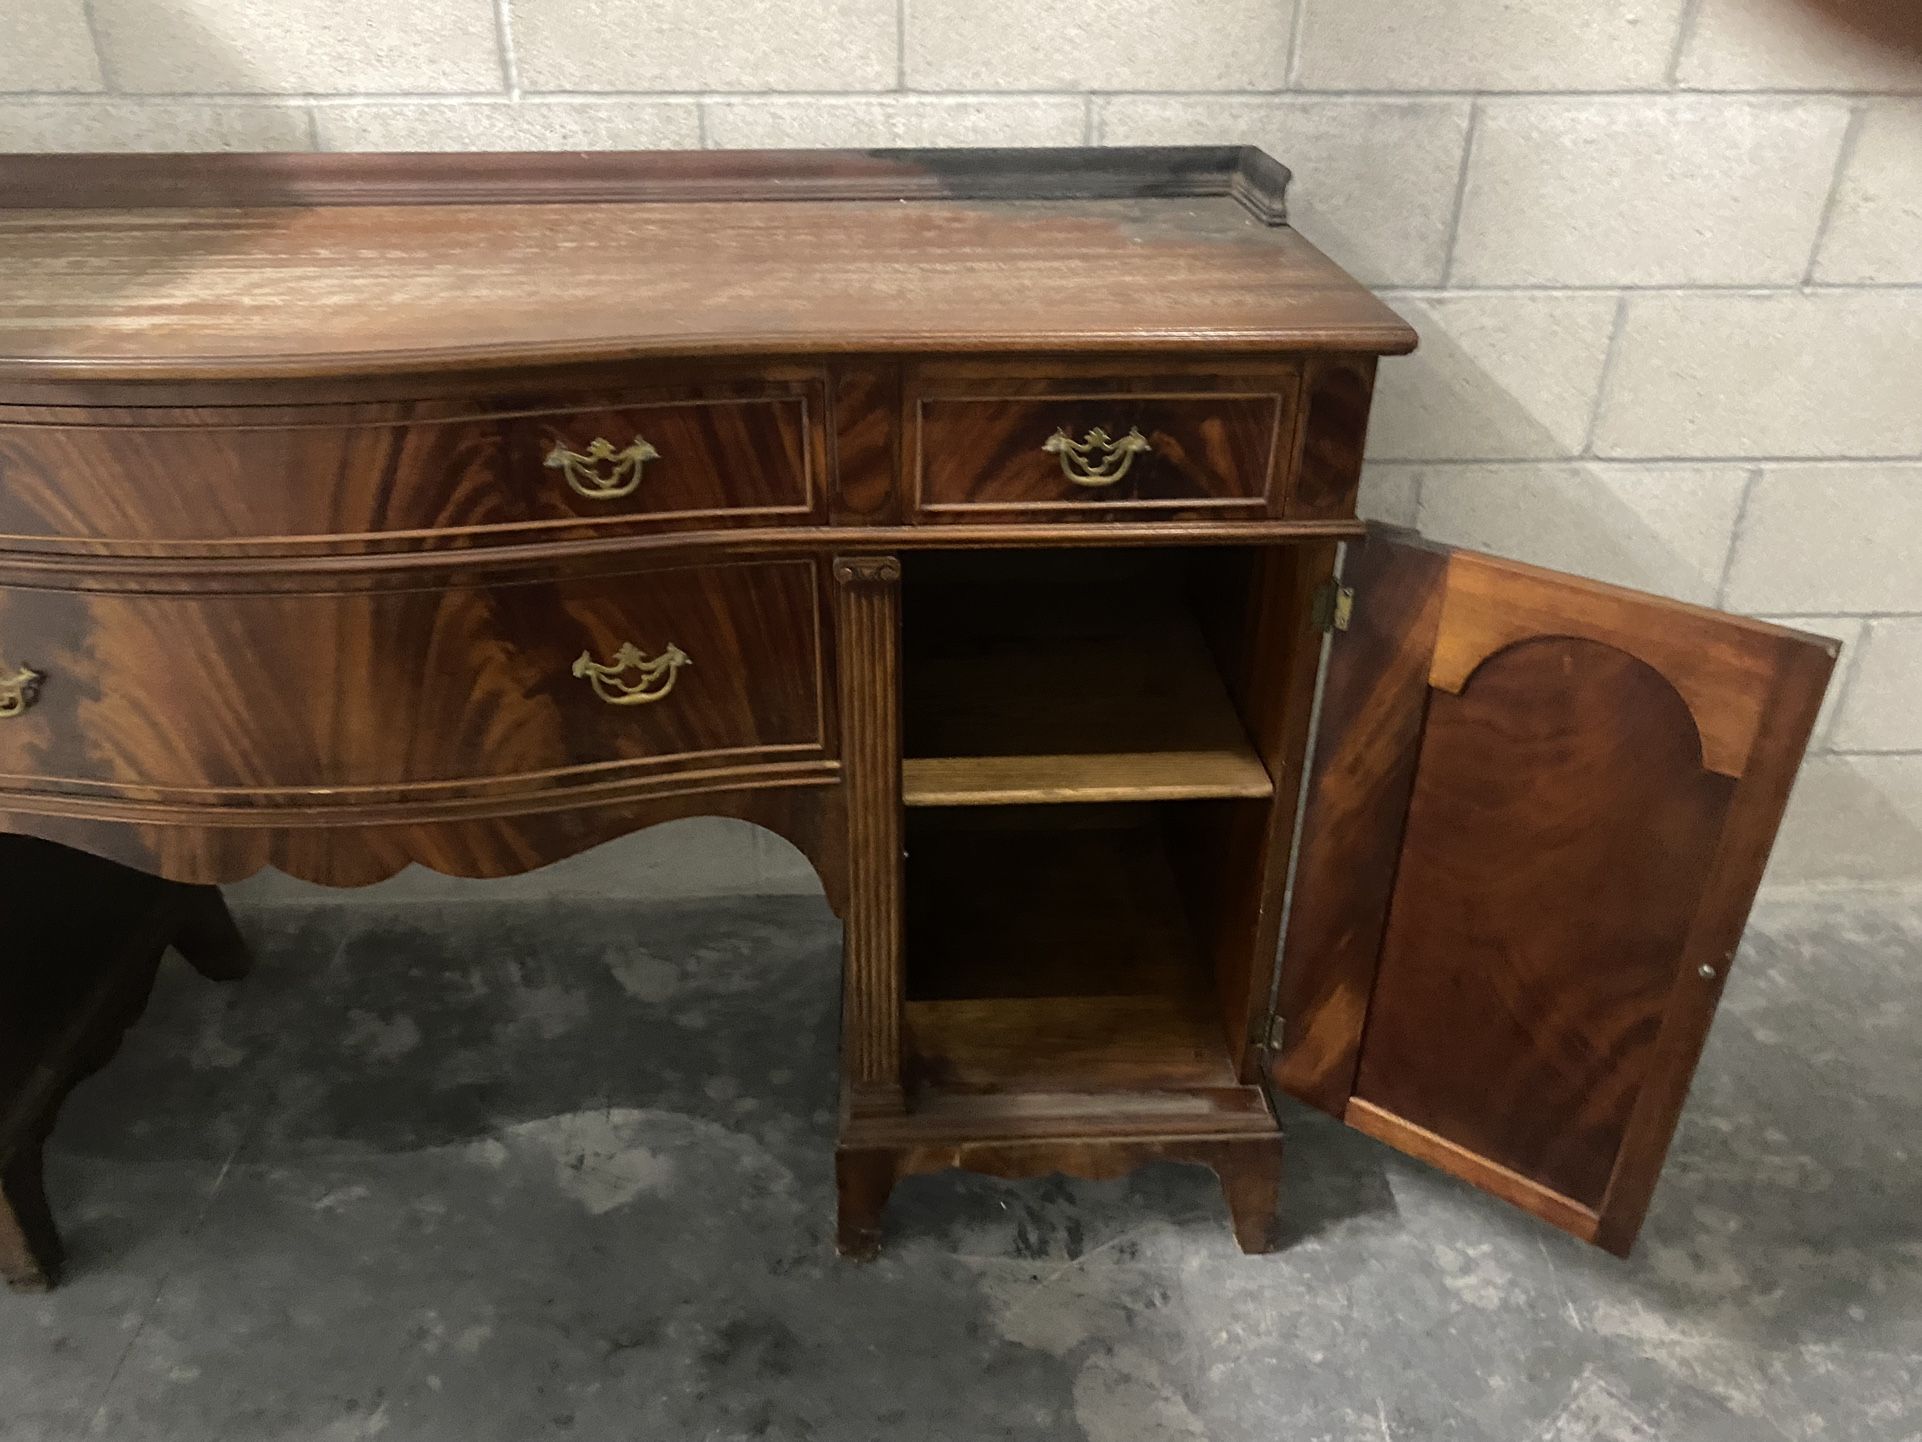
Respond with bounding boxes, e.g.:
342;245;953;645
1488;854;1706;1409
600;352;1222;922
910;367;1296;523
0;375;821;557
0;558;826;808
507;390;815;529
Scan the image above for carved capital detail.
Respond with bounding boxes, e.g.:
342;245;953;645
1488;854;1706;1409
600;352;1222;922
833;555;903;587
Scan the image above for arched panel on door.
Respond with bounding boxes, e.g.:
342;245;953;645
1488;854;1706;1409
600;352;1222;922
1274;532;1837;1255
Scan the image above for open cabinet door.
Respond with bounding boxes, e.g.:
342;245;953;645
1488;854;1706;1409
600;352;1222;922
1273;529;1838;1256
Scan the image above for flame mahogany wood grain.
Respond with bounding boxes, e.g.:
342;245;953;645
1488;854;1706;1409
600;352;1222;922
910;367;1294;522
0;782;847;901
1357;638;1738;1211
1273;534;1449;1113
1287;357;1377;521
1275;531;1837;1256
1;835;250;1290
0;557;826;806
0;375;823;557
828;366;903;525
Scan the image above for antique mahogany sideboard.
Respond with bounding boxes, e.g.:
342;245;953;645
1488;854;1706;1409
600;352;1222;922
0;148;1835;1290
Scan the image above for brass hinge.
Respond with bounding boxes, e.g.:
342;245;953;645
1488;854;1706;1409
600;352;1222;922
1249;1013;1286;1120
1311;580;1354;634
1247;1011;1283;1052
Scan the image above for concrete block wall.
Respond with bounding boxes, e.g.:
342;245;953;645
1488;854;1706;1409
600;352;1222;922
3;0;1919;894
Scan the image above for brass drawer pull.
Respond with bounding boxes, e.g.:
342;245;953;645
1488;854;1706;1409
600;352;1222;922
1042;426;1152;487
0;661;43;720
545;437;660;501
573;642;691;706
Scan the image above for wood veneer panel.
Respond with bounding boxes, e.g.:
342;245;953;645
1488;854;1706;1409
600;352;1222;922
1273;533;1448;1113
0;558;825;804
915;388;1282;521
1274;532;1839;1255
1286;357;1376;520
0;156;1413;383
0;379;822;556
0;777;846;897
1353;636;1736;1210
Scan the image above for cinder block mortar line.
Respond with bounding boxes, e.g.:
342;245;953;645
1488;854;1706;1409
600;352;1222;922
1665;0;1710;85
1802;103;1870;284
1274;85;1922;100
1284;0;1308;87
1362;453;1922;467
1758;610;1921;622
0;88;1123;105
1436;98;1480;286
492;0;522;99
1580;293;1632;457
896;0;907;89
1378;281;1922;295
76;0;111;91
1715;466;1764;609
13;85;1922;105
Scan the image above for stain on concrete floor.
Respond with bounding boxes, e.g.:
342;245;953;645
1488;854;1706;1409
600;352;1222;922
2;891;1917;1441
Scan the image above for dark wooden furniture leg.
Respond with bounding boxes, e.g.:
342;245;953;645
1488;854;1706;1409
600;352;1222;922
1;1144;62;1291
1;837;252;1291
835;1145;901;1259
172;887;254;983
1201;1135;1283;1255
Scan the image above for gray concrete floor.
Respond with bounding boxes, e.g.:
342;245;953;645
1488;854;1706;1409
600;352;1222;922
2;889;1917;1442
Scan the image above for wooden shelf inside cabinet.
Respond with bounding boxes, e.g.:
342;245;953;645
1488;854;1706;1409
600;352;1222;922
903;806;1243;1098
900;564;1274;808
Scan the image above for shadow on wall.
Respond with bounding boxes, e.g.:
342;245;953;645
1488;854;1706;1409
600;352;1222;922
1793;0;1922;59
1351;325;1922;893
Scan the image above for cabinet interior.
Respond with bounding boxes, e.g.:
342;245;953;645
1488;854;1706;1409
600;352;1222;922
901;547;1275;808
898;547;1298;1110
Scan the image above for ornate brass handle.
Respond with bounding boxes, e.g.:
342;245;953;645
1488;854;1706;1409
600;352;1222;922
1042;426;1153;487
544;437;660;501
573;642;691;706
0;661;42;720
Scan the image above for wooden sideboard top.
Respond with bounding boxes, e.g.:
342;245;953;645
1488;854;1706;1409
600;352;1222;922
0;147;1416;384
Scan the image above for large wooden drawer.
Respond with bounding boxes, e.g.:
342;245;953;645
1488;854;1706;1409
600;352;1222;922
0;558;826;808
910;367;1297;523
0;375;822;556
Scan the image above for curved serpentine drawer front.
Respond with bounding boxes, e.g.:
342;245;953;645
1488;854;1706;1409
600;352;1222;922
910;366;1299;522
0;376;821;556
0;558;826;810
